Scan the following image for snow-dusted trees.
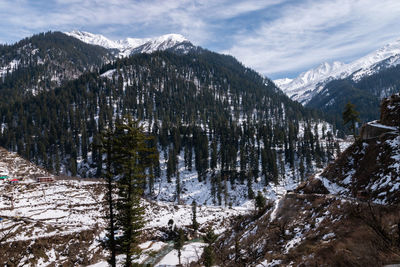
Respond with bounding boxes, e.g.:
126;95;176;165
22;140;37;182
100;116;158;266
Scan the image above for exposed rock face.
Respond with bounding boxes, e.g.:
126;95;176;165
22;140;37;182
380;93;400;127
359;93;399;140
360;121;397;140
318;94;400;204
295;178;329;194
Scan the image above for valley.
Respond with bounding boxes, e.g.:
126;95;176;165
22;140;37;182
0;25;399;267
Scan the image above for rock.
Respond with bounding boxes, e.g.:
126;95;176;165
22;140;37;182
359;121;395;140
295;178;329;194
380;93;400;127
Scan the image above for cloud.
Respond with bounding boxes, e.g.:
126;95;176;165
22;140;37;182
0;0;278;44
1;0;399;79
225;0;400;78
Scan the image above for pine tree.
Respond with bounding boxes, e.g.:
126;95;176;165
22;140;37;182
174;228;185;266
255;191;266;212
100;129;117;267
203;228;217;267
192;200;199;231
247;177;255;199
203;246;214;267
112;116;158;266
176;171;181;203
343;102;360;137
299;156;305;181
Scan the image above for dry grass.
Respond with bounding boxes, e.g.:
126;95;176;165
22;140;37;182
215;193;400;266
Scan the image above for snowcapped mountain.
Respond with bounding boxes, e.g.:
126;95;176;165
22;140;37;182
65;30;194;57
64;30;125;49
275;38;400;104
275;61;345;104
273;77;293;88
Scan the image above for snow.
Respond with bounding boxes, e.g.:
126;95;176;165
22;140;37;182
100;69;116;78
367;120;398;131
65;30;125;49
275;38;400;104
269;197;281;222
316;173;349;194
274;61;345;104
342;169;355;185
156;242;205;266
65;30;190;57
274;78;293;88
284;229;303;253
322;232;335;240
367;135;400;202
256;259;282;267
0;179;105;243
144;200;248;233
0;59;20;77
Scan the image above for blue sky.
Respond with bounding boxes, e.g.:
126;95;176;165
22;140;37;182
1;0;400;79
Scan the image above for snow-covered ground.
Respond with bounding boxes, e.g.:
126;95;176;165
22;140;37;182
0;121;352;266
156;242;205;266
0;179;105;243
0;59;20;78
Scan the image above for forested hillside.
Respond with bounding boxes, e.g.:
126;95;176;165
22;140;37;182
0;46;341;203
0;31;112;102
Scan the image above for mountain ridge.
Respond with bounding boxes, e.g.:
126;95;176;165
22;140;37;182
65;30;193;57
275;38;400;105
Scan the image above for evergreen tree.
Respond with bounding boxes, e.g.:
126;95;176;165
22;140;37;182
203;246;214;267
176;171;181;203
112;116;158;266
174;228;185;266
299;156;305;181
255;191;266;213
343;101;360;137
203;228;217;267
100;129;117;267
192;200;199;231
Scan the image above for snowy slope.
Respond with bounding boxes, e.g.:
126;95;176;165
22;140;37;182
64;30;125;49
0;59;20;78
275;38;400;104
65;30;192;57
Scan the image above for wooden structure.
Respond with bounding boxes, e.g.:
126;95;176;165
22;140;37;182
36;176;55;183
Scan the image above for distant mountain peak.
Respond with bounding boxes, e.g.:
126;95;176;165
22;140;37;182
65;30;123;49
274;38;400;105
274;61;345;104
64;30;192;57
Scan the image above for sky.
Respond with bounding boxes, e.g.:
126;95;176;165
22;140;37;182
1;0;400;79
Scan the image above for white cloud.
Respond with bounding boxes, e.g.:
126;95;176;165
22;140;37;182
1;0;399;79
0;0;279;45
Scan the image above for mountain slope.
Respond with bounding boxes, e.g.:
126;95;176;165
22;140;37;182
0;48;343;207
275;61;346;104
65;30;196;57
275;39;400;131
214;94;400;266
275;39;400;105
0;31;113;102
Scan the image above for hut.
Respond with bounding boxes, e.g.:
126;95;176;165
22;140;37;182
36;176;55;183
